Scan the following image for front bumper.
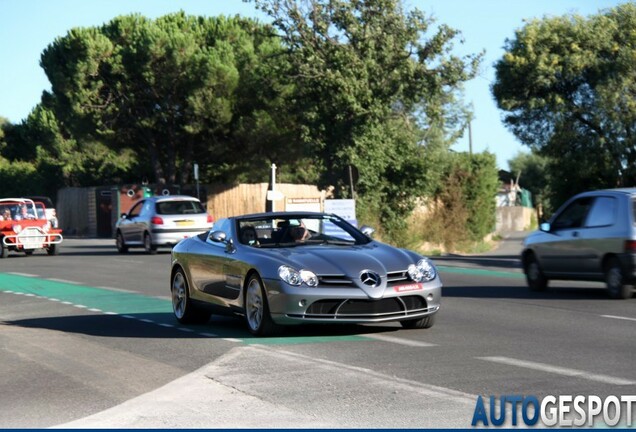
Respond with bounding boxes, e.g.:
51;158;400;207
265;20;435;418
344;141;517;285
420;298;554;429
3;230;63;249
264;278;442;325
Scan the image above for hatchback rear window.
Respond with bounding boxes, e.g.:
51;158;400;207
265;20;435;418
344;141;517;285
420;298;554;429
156;200;204;215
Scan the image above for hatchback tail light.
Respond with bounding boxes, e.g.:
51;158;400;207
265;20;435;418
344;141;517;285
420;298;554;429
625;240;636;253
207;214;214;223
151;216;164;225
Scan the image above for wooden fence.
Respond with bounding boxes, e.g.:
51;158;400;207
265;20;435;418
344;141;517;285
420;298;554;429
56;183;326;237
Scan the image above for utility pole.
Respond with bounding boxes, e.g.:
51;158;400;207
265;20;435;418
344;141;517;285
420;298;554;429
468;120;473;157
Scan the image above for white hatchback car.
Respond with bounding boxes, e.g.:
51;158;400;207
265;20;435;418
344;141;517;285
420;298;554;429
115;195;214;254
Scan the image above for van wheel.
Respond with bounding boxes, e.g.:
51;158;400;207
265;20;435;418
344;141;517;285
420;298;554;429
524;253;548;291
605;257;632;299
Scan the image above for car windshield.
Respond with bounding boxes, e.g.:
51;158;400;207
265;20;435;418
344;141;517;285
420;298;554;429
156;200;204;215
0;200;40;221
237;214;370;247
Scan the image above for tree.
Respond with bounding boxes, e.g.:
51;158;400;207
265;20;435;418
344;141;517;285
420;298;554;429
493;3;636;205
40;13;301;186
252;0;481;236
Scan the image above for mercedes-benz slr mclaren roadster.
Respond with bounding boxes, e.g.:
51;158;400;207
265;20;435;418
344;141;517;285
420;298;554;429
170;212;442;336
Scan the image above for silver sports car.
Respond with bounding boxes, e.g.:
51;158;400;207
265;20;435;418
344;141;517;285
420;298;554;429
170;212;442;336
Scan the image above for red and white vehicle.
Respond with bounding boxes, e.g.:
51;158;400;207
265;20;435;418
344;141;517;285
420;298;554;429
0;198;63;258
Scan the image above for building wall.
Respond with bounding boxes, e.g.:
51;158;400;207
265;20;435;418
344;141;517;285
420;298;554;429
495;206;534;233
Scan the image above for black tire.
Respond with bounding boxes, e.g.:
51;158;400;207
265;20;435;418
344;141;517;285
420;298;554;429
24;249;34;256
171;268;211;324
0;238;8;259
400;313;436;329
605;257;632;299
116;231;128;253
244;273;279;336
524;253;548;291
144;232;157;255
47;244;58;256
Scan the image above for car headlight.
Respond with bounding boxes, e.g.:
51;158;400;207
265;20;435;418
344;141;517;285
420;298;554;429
278;265;318;287
12;224;22;234
407;258;437;282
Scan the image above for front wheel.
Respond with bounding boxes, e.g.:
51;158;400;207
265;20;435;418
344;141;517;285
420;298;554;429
244;273;279;336
524;253;548;292
0;238;7;259
116;231;128;253
400;314;436;329
171;268;211;324
605;257;632;299
47;244;58;256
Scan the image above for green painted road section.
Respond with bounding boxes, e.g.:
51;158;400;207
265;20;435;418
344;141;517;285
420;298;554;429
437;265;524;280
0;266;521;345
0;272;368;345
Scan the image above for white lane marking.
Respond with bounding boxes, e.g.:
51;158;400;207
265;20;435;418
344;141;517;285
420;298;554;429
47;278;80;284
7;272;38;277
602;314;636;323
88;308;102;313
113;259;144;264
478;356;636;385
223;338;243;343
363;333;437;347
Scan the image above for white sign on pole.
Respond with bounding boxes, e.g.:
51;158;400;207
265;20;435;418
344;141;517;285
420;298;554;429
324;199;357;226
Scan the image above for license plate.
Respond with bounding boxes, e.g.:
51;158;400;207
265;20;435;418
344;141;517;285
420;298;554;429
393;283;423;292
18;234;45;249
176;220;194;227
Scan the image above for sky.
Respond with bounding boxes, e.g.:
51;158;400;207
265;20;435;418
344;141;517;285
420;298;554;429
0;0;626;170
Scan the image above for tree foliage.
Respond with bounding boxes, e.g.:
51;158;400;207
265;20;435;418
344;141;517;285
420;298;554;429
493;3;636;205
40;13;308;186
252;0;481;236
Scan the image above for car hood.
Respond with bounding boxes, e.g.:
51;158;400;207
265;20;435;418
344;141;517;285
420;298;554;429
523;229;546;247
262;242;420;276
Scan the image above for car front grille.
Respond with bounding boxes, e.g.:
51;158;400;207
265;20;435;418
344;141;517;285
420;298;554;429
317;270;411;288
290;295;433;321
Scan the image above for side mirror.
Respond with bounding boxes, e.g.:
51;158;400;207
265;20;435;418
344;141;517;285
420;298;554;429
360;225;375;237
120;213;127;219
540;223;551;232
209;230;227;243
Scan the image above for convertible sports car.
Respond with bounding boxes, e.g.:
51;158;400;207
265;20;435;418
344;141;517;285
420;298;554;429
170;212;442;336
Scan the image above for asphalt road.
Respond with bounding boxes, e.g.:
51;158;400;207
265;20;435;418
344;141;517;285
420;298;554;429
0;237;635;428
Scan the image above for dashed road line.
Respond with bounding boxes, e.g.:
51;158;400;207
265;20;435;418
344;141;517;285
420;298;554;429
7;272;38;277
478;356;636;385
601;314;636;323
363;333;437;347
47;278;81;284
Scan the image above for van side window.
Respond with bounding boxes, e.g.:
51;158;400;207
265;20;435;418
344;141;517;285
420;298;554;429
585;197;616;228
